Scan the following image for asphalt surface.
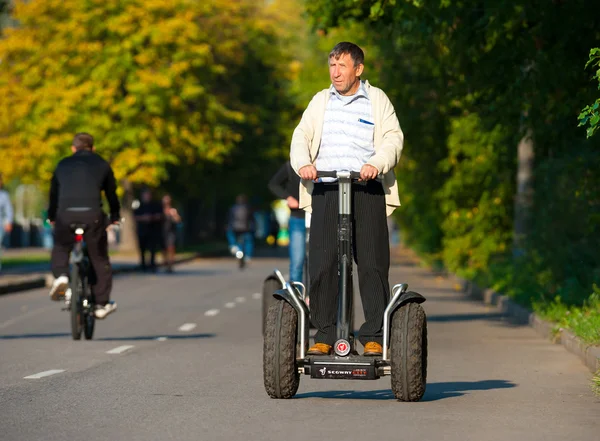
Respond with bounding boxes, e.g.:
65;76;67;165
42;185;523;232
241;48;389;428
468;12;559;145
0;255;597;441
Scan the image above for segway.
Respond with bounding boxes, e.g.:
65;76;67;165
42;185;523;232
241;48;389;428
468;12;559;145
263;170;427;402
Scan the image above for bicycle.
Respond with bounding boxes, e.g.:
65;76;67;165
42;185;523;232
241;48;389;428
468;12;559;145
66;224;96;340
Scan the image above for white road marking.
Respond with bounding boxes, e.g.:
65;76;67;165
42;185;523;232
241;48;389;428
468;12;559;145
204;309;220;317
178;323;197;332
225;302;236;309
24;369;65;379
235;296;246;303
156;337;168;342
106;345;134;354
252;293;262;300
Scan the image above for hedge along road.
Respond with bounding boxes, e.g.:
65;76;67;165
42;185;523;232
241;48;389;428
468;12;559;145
0;255;597;441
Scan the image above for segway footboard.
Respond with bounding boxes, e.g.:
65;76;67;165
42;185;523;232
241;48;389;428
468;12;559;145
301;355;386;380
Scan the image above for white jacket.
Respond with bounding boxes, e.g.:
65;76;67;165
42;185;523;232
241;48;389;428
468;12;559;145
290;81;403;216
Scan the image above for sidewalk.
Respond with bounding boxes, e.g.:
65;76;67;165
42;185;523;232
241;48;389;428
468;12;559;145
0;247;197;295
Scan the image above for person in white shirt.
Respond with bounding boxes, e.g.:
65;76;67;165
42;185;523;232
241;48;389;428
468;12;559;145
290;42;404;356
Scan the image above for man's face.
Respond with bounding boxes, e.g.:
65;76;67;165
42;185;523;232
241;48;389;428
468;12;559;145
329;53;364;96
142;191;152;203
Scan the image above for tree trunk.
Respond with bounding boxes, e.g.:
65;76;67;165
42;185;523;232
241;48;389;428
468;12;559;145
513;128;534;258
118;179;138;254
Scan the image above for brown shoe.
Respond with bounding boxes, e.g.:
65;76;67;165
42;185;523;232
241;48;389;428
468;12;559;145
363;342;383;356
307;343;332;356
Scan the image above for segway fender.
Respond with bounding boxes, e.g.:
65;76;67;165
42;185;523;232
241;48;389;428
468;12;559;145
382;287;426;361
393;291;426;310
273;287;310;359
273;288;309;317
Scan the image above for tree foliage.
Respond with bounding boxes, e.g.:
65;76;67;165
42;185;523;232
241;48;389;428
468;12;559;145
579;48;600;138
304;0;600;305
0;0;293;192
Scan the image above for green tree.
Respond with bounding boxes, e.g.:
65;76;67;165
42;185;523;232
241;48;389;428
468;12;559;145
579;48;600;138
304;0;600;304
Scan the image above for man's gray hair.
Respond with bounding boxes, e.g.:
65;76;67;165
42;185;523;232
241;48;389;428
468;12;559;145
329;42;364;67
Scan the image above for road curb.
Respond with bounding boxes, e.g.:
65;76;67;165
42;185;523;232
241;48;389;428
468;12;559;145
458;278;600;373
0;254;200;297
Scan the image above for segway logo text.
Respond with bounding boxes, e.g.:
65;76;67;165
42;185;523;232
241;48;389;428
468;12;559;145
318;367;353;376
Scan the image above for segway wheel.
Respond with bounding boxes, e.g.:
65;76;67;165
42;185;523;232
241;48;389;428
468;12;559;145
390;302;427;402
263;300;300;399
262;277;281;335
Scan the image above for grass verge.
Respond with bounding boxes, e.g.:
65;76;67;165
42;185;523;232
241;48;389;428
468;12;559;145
409;247;600;346
592;371;600;397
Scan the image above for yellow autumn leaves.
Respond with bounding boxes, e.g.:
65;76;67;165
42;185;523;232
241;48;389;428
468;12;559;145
0;0;298;191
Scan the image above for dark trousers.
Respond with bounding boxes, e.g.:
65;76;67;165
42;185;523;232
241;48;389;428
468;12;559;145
137;230;158;270
51;211;112;305
309;180;390;346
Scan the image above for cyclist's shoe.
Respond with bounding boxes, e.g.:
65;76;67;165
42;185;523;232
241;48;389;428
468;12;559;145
49;275;69;301
64;288;72;307
95;301;117;319
230;245;240;256
307;343;332;356
363;342;383;356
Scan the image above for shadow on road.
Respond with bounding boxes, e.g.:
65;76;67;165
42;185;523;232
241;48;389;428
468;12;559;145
154;269;230;277
0;332;70;339
0;332;217;340
294;379;516;401
98;333;217;341
422;379;516;401
427;312;508;322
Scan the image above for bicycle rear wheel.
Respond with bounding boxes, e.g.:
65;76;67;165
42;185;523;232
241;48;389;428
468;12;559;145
83;278;95;340
70;265;83;340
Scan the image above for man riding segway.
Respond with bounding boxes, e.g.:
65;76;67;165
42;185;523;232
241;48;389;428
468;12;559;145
263;41;426;402
291;42;403;357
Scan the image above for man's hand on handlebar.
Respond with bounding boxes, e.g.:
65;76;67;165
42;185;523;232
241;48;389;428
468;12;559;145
300;165;379;181
299;165;317;181
360;164;379;181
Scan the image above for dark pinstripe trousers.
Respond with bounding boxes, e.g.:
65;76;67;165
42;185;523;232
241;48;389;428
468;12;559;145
309;180;390;346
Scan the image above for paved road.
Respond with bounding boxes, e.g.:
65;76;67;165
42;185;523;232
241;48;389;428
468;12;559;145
0;255;597;441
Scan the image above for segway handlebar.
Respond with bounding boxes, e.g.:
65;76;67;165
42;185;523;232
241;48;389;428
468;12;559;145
316;170;362;180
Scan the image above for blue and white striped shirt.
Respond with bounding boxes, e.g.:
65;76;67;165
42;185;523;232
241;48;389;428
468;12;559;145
316;81;375;179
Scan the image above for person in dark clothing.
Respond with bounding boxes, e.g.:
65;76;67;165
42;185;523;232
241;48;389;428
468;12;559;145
134;189;163;272
226;194;255;261
268;161;306;282
47;132;120;319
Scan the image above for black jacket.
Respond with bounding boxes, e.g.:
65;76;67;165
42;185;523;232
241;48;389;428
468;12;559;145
48;150;120;222
268;161;304;219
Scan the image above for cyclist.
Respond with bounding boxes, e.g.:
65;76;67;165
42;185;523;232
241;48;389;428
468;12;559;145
47;133;121;319
290;42;403;356
268;161;306;283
